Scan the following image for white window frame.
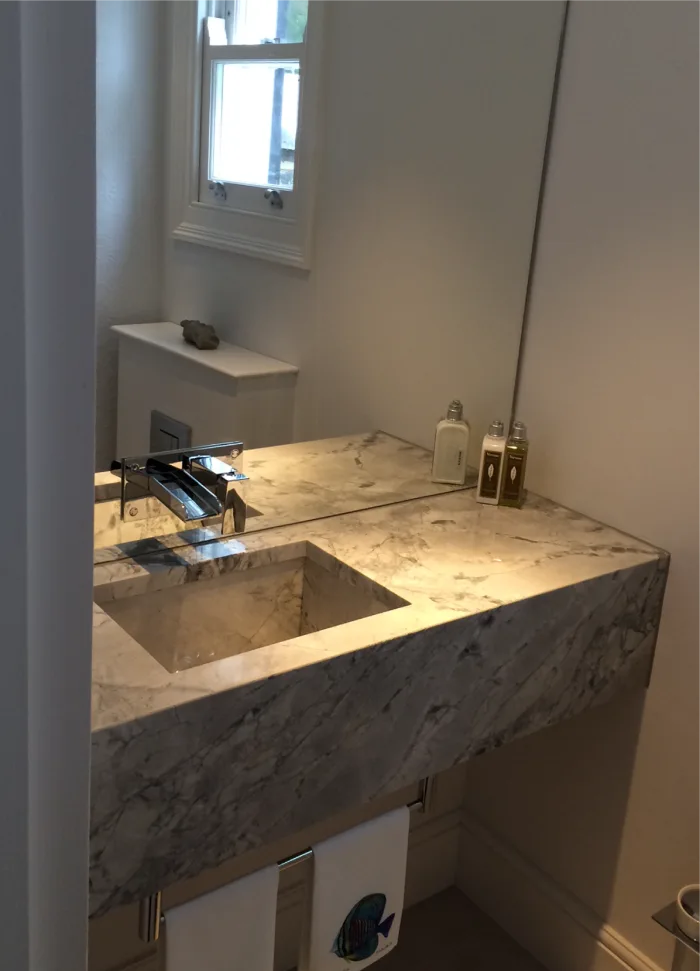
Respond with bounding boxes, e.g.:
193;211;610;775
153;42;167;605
200;40;304;221
167;1;323;269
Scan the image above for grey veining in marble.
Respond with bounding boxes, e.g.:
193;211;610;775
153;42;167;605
93;431;476;553
90;488;668;916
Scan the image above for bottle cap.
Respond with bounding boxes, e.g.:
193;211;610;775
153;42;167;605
510;420;528;441
446;400;463;421
488;419;505;438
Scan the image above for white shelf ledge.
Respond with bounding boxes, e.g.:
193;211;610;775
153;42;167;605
111;322;299;381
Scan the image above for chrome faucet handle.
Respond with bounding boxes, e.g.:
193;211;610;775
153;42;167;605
184;454;247;481
187;455;231;476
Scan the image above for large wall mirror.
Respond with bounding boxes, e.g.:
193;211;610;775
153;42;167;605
95;0;565;558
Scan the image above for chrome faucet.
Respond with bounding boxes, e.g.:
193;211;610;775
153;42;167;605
182;453;248;533
111;442;248;535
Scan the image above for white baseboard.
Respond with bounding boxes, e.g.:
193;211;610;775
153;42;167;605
457;810;665;971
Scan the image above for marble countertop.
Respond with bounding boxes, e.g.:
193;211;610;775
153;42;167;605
90;485;668;916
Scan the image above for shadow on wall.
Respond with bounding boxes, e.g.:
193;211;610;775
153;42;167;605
95;0;165;470
458;690;652;970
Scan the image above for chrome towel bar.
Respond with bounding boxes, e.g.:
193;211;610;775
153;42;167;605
138;775;435;943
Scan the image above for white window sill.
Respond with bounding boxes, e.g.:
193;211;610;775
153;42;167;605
171;219;310;268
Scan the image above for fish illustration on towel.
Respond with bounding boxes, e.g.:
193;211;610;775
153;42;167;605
332;893;396;962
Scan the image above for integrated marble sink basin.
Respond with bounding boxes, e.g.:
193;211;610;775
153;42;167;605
95;542;408;673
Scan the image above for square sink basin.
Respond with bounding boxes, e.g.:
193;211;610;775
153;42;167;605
96;543;407;672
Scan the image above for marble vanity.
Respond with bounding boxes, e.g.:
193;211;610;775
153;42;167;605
90;436;668;919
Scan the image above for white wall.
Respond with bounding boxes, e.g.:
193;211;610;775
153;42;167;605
0;2;96;969
96;0;165;469
460;3;698;968
165;1;564;462
0;5;31;965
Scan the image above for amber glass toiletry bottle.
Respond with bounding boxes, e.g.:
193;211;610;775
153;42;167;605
501;420;529;508
476;420;506;504
432;399;470;485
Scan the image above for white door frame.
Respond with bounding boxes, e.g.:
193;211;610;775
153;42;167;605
0;2;96;968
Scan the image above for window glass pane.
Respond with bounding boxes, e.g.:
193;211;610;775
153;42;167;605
210;61;300;190
228;0;307;45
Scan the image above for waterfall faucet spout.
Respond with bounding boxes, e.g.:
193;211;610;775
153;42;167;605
111;441;248;535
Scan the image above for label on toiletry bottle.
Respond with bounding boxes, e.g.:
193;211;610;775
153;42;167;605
479;450;502;499
502;454;524;502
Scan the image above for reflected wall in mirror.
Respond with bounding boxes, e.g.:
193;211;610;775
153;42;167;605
95;0;565;556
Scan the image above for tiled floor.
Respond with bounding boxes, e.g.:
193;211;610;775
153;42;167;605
380;888;547;971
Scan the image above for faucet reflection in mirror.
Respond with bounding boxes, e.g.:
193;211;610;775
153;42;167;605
110;441;248;536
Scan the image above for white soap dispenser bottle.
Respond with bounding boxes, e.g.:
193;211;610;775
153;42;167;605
476;419;506;504
432;400;470;485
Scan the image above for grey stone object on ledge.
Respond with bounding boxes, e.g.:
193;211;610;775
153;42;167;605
180;318;220;350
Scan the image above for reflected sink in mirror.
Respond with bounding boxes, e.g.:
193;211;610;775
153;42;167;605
95;543;407;673
93;432;473;562
93;493;263;550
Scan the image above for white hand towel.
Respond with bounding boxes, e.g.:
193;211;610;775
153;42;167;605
165;865;279;971
301;807;410;971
